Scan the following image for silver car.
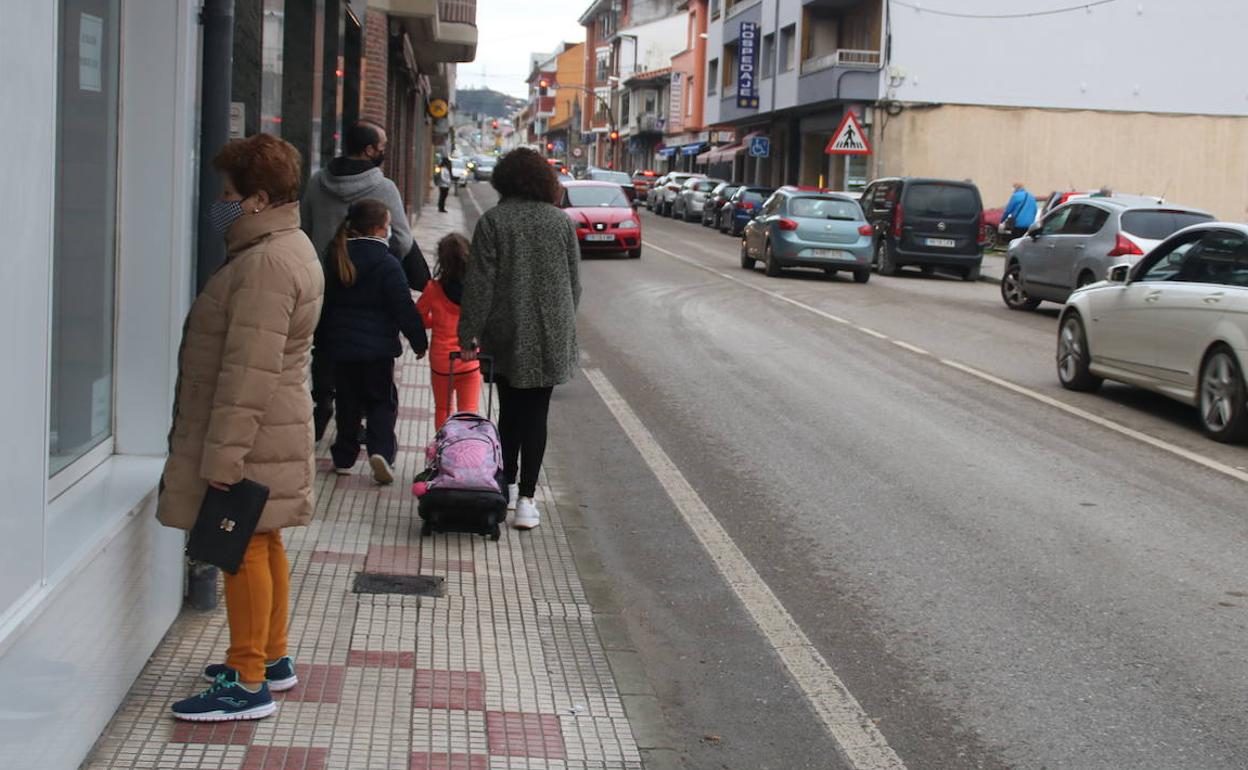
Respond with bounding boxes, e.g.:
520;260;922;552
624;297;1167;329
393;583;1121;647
656;172;704;217
1002;197;1212;311
1058;222;1248;442
673;178;725;222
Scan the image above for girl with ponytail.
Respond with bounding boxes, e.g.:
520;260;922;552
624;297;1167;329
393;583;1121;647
316;198;428;484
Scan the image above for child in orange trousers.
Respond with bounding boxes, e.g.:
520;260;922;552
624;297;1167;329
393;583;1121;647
417;234;482;427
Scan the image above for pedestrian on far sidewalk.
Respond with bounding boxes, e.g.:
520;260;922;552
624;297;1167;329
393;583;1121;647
159;133;324;722
301;120;430;441
459;148;581;531
418;233;482;428
317;199;428;484
1000;181;1038;241
436;157;452;213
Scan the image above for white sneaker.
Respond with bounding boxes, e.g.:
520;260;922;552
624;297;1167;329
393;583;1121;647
513;498;540;530
334;464;353;476
507;484;519;511
369;454;395;485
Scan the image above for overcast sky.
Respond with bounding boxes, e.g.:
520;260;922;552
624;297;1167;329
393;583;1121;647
457;0;589;97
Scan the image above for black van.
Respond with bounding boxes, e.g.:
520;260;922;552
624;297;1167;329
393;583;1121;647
861;177;985;281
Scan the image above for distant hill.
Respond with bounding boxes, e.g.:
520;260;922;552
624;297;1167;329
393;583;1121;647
457;87;527;119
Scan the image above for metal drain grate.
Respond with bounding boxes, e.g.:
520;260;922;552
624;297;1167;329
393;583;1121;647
353;572;445;597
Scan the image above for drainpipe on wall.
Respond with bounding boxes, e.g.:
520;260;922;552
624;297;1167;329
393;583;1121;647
189;0;236;611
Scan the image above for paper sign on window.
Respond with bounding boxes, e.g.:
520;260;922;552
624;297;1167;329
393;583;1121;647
79;13;104;93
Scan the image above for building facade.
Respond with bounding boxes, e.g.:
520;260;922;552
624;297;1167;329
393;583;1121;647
702;0;1248;215
0;2;472;769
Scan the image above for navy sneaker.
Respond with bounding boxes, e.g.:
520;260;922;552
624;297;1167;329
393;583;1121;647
202;657;298;692
171;674;276;722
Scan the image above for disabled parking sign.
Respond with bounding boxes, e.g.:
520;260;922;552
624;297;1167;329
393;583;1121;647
749;135;770;158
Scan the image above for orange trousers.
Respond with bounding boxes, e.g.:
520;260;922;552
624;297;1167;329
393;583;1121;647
431;370;482;427
223;530;289;684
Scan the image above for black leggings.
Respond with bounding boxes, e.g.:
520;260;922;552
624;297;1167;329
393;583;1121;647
496;378;554;499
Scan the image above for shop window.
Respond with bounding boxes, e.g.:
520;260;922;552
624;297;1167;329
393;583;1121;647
50;0;121;479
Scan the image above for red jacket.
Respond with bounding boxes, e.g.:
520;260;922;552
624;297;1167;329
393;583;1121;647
417;280;477;375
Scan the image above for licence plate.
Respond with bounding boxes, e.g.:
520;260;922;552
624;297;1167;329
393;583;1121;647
925;238;957;248
809;249;853;260
585;233;615;242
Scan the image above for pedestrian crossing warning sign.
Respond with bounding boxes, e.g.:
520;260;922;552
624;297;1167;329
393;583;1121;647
825;112;872;155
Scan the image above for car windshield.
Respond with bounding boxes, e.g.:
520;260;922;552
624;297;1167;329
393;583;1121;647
741;191;767;204
904;184;979;217
693;180;720;192
720;186;740;198
789;197;862;220
477;159;496;167
1121;210;1213;240
564;186;630;208
451;160;466;170
591;170;632;184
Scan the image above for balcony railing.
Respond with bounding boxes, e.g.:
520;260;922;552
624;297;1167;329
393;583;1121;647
800;48;880;75
438;0;476;26
635;113;663;133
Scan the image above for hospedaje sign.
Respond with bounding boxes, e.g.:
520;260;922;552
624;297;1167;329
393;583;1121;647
737;22;759;109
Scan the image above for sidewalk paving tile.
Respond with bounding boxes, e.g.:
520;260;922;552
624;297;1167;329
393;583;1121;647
81;192;644;770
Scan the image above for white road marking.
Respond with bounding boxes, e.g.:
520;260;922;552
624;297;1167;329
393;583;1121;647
584;367;908;770
642;238;1248;487
463;183;484;219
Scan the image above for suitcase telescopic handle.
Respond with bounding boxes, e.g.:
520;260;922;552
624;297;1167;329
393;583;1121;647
449;351;494;419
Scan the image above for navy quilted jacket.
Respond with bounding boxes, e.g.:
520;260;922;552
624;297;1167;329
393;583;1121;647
316;237;427;362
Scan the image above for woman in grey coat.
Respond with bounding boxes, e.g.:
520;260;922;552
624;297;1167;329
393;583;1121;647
459;148;581;530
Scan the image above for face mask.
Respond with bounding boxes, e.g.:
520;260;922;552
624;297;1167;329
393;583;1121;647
209;199;245;235
385;224;393;242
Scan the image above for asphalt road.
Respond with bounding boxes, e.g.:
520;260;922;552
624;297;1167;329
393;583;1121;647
460;184;1248;770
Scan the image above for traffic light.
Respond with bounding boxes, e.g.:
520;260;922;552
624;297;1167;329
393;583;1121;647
546;142;555;152
538;79;549;97
608;130;620;141
491;119;499;130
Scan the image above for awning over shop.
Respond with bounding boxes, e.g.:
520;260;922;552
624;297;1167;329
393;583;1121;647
681;142;708;156
657;146;677;158
704;130;766;164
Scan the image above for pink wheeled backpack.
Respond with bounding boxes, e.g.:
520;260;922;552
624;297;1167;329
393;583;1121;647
413;354;508;540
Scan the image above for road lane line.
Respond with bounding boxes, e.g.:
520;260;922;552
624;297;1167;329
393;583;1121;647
583;367;908;770
642;238;1248;487
462;183;484;219
891;340;931;356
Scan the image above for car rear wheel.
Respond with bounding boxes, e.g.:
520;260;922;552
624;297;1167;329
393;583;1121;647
1076;271;1096;289
1199;346;1248;443
629;247;642;259
764;242;782;277
963;264;981;282
876;241;899;276
1002;263;1041;311
1057;312;1103;392
740;241;755;270
853;269;871;284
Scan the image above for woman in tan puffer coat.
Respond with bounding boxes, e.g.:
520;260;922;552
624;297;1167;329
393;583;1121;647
158;133;324;723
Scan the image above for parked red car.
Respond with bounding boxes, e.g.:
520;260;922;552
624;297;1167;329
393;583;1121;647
559;181;642;259
631;170;658;198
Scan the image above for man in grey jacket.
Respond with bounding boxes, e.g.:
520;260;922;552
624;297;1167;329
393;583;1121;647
302;120;428;440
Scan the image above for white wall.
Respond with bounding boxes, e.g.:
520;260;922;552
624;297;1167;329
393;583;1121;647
890;0;1248;116
620;13;688;78
0;1;198;767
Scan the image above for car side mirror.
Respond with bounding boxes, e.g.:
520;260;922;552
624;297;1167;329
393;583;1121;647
1108;264;1130;284
1028;224;1041;239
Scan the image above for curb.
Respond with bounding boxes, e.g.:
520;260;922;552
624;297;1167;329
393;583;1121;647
547;462;682;769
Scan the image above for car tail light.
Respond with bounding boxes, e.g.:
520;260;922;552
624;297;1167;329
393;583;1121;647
1107;233;1144;257
777;218;799;231
858;224;873;236
739;201;754;210
892;203;904;238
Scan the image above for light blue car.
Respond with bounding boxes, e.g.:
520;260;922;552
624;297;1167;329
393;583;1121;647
740;187;875;283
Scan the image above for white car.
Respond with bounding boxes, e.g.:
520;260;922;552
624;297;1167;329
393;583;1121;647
656;172;704;217
1058;222;1248;442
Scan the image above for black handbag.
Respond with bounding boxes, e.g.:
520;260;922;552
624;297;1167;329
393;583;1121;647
186;479;270;574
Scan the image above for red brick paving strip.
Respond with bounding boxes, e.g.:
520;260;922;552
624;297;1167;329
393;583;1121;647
412;669;485;711
485;711;567;760
409;753;487;770
240;746;327;770
170;721;256;745
277;664;345;704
